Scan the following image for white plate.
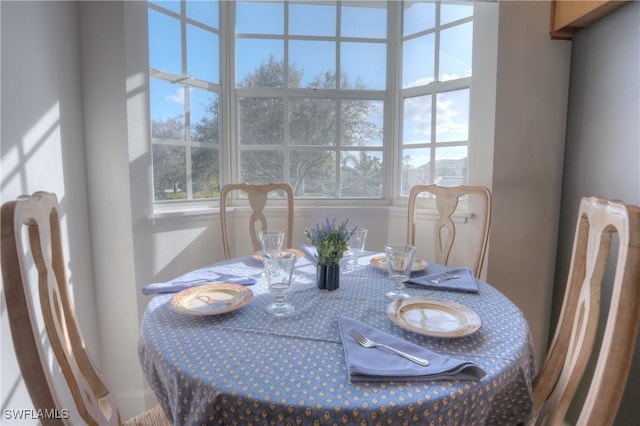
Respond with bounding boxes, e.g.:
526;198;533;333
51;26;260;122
170;283;253;316
387;297;481;338
370;255;428;272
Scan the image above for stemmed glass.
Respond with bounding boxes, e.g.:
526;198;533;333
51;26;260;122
259;230;285;255
345;228;368;272
384;244;416;300
259;230;285;278
263;250;297;316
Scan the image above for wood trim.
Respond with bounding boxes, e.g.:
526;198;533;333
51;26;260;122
550;0;630;40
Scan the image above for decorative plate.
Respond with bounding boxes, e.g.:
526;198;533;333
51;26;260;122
252;249;305;261
370;255;429;272
170;283;253;316
386;297;482;338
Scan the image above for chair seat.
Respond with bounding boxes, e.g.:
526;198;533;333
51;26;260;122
123;404;171;426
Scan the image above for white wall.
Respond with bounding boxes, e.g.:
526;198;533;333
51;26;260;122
78;1;151;417
0;1;97;423
487;0;571;364
553;2;640;423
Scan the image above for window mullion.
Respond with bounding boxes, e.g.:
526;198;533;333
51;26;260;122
222;0;236;187
335;3;342;198
434;1;441;83
177;2;193;199
388;0;402;202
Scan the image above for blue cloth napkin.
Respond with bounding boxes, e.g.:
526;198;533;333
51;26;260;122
142;268;257;295
407;267;479;293
338;315;486;382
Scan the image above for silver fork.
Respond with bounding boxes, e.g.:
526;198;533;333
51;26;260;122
350;329;429;366
429;274;459;284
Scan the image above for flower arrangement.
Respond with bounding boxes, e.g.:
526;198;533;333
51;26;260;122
304;218;356;267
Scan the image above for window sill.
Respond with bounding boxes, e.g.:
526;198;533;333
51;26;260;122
149;203;472;224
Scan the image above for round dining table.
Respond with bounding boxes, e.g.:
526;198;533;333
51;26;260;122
138;252;535;425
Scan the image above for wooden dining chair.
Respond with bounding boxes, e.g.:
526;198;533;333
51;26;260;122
530;196;640;425
0;192;169;426
220;182;294;259
407;185;492;278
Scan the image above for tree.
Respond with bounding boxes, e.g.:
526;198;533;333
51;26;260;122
238;56;379;197
191;95;220;198
341;151;383;197
151;55;380;199
152;117;186;200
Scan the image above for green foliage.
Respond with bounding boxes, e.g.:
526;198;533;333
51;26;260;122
304;218;356;267
151;55;380;200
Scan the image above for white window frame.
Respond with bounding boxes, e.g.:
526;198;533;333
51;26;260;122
146;0;497;213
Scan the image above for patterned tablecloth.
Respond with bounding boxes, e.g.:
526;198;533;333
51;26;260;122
138;253;536;425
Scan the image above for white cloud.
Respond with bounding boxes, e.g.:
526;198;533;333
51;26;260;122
164;87;185;105
435;92;468;140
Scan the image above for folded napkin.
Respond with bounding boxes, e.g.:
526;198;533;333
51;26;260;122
300;244;318;262
142;268;257;295
338;315;485;382
408;267;479;293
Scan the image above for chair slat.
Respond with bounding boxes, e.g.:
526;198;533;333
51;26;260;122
220;183;294;259
531;197;640;425
407;185;492;278
1;192;170;426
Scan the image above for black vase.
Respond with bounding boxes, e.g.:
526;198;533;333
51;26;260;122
316;264;340;291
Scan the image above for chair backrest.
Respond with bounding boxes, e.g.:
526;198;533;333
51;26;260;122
531;196;640;425
406;185;491;278
1;191;120;426
220;182;294;259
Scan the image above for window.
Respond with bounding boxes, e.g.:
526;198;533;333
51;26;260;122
400;1;472;196
148;1;222;201
147;1;473;204
235;1;386;198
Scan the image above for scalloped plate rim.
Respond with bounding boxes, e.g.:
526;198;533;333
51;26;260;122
386;296;482;338
169;283;254;316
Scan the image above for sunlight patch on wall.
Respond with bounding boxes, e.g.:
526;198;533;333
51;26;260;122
1;102;65;199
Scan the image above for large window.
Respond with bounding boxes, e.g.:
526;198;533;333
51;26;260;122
148;1;473;204
400;1;472;196
148;1;222;201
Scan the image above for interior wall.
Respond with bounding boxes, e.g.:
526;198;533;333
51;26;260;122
487;0;571;365
0;1;97;422
78;1;150;418
552;2;640;423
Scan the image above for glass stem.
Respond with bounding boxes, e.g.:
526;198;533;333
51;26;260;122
275;292;286;306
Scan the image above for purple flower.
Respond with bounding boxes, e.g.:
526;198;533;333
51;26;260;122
304;218;357;266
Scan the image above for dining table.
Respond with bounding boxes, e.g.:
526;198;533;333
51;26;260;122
138;251;536;425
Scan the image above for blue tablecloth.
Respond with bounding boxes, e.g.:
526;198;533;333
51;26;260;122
138;253;535;425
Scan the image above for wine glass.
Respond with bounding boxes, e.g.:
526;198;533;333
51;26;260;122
345;227;368;272
263;250;297;316
384;244;416;300
259;230;285;255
